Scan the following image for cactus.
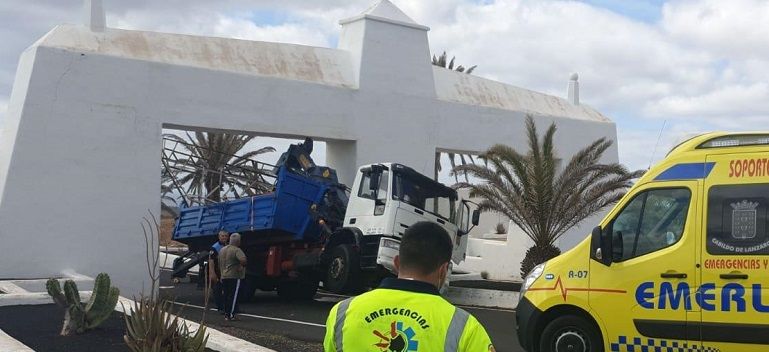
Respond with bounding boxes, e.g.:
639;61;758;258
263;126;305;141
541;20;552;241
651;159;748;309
46;273;120;336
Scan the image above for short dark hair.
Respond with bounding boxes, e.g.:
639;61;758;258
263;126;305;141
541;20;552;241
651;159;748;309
399;221;453;275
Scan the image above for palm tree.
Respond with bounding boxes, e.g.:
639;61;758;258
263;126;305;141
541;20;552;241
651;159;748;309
431;51;478;182
452;115;644;276
431;51;477;74
160;167;179;216
163;132;275;204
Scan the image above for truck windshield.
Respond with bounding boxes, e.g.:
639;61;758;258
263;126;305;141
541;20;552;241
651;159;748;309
392;171;456;221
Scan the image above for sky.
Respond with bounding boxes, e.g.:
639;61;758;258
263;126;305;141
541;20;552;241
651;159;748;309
1;0;769;173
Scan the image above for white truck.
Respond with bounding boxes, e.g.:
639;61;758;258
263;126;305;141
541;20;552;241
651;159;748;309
323;162;480;293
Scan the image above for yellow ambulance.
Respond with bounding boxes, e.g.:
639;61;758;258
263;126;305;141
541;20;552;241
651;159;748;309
516;132;769;352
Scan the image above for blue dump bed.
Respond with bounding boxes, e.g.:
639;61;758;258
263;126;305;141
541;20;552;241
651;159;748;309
173;167;329;243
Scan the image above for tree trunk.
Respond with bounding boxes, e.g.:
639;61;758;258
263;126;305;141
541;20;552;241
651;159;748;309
205;174;222;202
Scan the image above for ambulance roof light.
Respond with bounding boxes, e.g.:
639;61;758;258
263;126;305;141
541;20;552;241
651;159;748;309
698;134;769;149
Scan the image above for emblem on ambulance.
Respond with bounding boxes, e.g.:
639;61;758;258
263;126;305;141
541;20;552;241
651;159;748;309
373;321;419;351
731;200;759;239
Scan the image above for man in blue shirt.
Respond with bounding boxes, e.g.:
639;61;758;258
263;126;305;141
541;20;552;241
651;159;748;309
208;230;229;313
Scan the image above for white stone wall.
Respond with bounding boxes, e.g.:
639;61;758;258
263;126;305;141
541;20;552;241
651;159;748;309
0;1;617;294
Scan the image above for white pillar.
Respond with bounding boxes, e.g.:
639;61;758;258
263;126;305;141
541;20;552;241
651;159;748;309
567;72;579;105
83;0;106;32
326;140;357;186
338;0;435;98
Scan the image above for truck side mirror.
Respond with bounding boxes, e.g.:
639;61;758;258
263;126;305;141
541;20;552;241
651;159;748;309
471;210;480;226
369;172;380;192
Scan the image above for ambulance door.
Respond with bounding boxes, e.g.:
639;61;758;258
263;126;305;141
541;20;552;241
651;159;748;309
700;153;769;351
590;182;699;350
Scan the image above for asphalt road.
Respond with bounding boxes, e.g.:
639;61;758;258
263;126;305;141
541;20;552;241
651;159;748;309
160;270;523;352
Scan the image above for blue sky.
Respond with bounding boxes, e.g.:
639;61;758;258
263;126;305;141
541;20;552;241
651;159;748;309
580;0;667;22
248;9;290;26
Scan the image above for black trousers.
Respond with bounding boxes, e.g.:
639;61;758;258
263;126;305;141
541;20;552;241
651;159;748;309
212;280;224;311
222;278;242;317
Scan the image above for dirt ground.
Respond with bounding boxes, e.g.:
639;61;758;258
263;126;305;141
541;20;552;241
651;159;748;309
160;216;185;247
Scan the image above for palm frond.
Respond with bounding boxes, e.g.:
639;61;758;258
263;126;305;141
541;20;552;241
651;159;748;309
163;131;276;203
431;51;476;75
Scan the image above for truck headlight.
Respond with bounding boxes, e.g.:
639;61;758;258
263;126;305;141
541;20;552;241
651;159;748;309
518;263;545;303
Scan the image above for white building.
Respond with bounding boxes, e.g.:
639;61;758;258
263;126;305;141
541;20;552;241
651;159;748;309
0;0;617;293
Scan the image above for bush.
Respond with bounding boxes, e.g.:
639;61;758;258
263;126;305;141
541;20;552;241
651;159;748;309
124;212;209;352
123;297;208;352
520;244;561;278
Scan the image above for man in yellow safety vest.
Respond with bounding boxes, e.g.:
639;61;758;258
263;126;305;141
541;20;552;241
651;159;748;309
323;221;496;351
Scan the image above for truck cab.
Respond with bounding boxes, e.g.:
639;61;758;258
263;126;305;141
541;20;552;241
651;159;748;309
323;162;479;293
517;132;769;352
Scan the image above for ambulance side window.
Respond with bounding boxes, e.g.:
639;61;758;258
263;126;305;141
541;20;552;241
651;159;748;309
609;188;691;262
706;183;769;255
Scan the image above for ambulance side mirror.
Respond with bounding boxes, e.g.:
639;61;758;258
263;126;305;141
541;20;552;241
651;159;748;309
591;226;612;266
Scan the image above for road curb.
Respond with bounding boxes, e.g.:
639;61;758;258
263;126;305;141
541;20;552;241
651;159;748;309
117;297;276;352
444;286;519;310
0;328;34;352
0;292;92;307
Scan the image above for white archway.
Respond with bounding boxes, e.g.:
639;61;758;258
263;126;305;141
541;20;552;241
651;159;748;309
0;0;617;294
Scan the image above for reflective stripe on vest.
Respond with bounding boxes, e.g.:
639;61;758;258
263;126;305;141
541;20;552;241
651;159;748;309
333;297;470;352
444;307;470;352
334;297;353;352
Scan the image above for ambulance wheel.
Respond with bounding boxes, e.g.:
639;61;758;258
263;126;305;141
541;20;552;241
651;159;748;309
324;244;361;294
539;315;603;352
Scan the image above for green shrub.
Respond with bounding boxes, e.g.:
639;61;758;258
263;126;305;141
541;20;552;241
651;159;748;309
123;297;208;352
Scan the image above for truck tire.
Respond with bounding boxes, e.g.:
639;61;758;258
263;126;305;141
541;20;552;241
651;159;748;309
539;315;603;352
324;244;361;294
277;278;319;300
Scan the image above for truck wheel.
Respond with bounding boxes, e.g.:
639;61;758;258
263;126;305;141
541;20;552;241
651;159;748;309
539;315;603;352
277;278;319;300
324;244;360;294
